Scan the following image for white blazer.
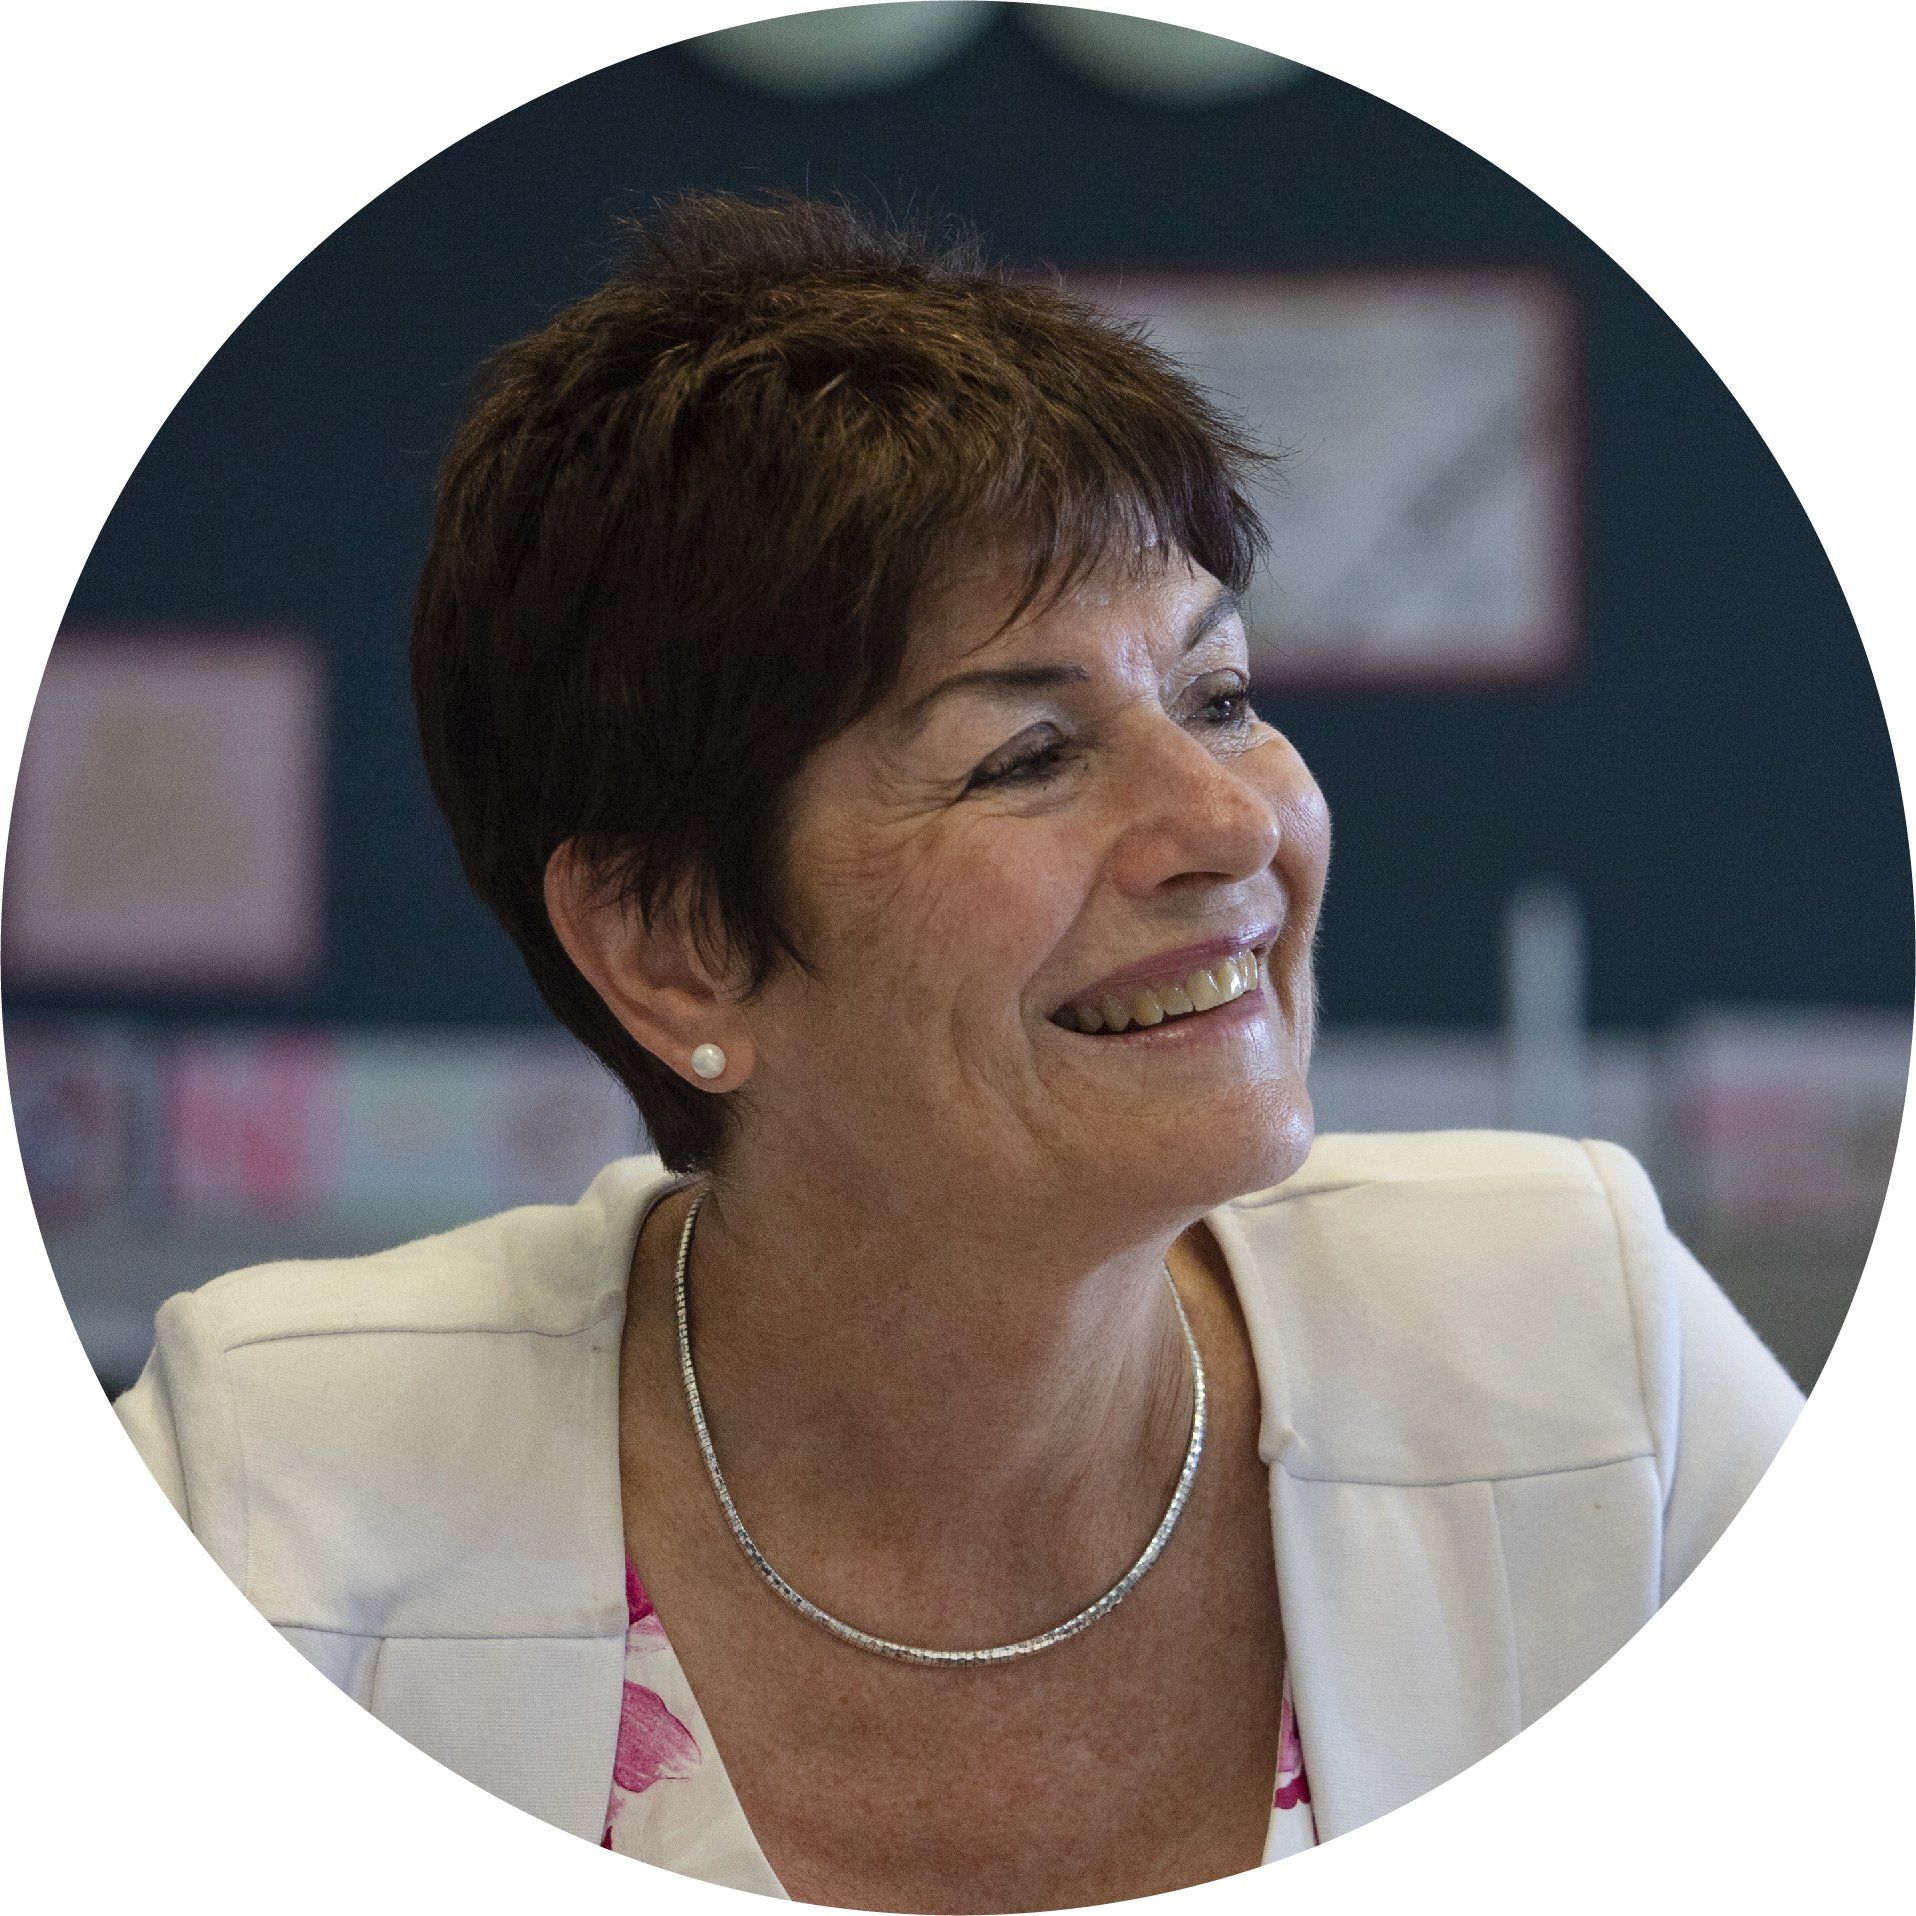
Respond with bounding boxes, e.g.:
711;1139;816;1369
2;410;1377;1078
114;1129;1802;1855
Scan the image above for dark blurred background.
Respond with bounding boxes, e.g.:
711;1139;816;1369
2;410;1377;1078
4;6;1907;1394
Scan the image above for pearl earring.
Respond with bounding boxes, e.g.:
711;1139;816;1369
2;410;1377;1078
690;1043;727;1081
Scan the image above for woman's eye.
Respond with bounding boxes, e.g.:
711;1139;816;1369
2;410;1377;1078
965;684;1253;794
967;732;1074;792
1197;680;1257;729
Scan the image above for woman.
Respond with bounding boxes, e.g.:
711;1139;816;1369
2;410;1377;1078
115;194;1800;1911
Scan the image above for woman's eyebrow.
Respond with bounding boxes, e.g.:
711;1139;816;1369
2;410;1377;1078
895;586;1245;739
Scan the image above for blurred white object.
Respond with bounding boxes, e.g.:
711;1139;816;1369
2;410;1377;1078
1504;879;1590;1138
1308;1027;1658;1166
1019;5;1303;105
163;1028;642;1224
1665;1008;1910;1232
687;3;998;98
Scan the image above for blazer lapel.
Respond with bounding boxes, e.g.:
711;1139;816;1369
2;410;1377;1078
1207;1195;1524;1837
371;1632;631;1842
1206;1157;1669;1839
359;1159;685;1844
1267;1470;1521;1835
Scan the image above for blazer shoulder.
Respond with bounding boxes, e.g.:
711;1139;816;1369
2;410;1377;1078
117;1154;680;1637
1214;1130;1669;1484
154;1153;677;1354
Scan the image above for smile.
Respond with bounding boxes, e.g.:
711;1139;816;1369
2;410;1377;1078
1051;947;1267;1035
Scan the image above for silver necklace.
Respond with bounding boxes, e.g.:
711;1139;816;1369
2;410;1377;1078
673;1189;1207;1667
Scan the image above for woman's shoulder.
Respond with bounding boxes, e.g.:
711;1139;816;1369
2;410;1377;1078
113;1153;682;1633
1210;1129;1786;1488
151;1153;680;1354
1215;1128;1667;1327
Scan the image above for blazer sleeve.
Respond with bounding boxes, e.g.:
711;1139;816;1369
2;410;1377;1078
115;1337;189;1521
1582;1138;1805;1603
112;1288;252;1593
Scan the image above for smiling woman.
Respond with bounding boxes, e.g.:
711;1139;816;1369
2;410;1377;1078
113;193;1799;1913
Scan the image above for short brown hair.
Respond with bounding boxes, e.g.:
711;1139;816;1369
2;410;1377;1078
411;192;1275;1172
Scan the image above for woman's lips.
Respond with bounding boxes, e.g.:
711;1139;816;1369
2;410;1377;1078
1049;943;1274;1036
1050;922;1281;1022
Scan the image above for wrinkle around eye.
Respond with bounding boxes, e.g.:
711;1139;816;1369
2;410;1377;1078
967;728;1079;793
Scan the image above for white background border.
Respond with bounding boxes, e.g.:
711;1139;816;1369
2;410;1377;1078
4;3;1908;1909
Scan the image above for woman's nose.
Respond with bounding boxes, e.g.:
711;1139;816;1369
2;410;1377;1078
1107;718;1283;893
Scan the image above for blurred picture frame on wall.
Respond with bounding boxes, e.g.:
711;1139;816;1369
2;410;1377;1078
4;634;325;992
1067;269;1577;689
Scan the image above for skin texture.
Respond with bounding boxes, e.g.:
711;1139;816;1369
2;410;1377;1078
549;550;1333;1909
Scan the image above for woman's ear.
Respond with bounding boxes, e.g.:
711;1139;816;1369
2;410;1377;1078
542;842;755;1092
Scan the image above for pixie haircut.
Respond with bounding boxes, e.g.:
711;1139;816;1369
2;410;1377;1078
412;192;1275;1172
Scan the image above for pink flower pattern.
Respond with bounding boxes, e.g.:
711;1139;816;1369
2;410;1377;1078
625;1557;669;1647
600;1561;702;1845
1273;1682;1312;1816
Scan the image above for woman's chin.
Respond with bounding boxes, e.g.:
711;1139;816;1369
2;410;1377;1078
1122;1079;1317;1219
1264;1095;1317;1186
1222;1086;1316;1202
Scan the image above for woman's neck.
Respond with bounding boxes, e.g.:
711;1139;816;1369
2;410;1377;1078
630;1153;1210;1630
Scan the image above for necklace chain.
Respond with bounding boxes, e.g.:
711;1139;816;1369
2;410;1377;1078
673;1189;1207;1667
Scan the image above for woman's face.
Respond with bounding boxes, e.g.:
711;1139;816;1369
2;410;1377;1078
734;548;1331;1231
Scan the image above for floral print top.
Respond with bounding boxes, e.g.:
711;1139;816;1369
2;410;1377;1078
602;1559;1317;1894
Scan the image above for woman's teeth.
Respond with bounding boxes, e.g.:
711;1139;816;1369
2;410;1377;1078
1058;949;1262;1034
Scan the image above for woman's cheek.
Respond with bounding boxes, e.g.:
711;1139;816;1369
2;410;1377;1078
1283;780;1333;897
967;824;1095;956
